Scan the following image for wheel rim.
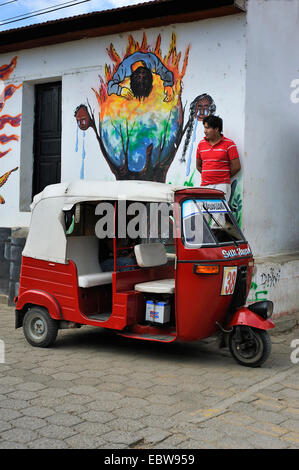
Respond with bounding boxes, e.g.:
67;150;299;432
29;316;47;340
230;327;264;364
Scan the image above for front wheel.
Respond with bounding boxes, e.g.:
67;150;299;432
229;326;271;367
23;307;58;348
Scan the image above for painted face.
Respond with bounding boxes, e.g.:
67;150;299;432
196;97;211;121
203;122;220;141
75;106;91;131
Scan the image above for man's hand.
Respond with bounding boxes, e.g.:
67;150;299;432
163;86;174;102
230;158;241;177
196;158;202;173
120;87;134;100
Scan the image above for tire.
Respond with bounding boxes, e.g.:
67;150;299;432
229;326;271;367
23;307;58;348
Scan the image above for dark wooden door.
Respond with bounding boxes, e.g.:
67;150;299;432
33;82;61;196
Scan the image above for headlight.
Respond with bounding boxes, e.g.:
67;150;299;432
248;300;274;319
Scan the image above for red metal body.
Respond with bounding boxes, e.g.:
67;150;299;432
227;307;275;330
15;187;274;344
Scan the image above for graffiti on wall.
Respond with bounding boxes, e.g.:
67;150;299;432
248;266;281;303
73;33;243;226
75;33;191;182
0;56;21;204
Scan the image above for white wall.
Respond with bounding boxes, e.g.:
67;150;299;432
243;0;299;256
0;13;246;227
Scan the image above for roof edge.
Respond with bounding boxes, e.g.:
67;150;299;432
0;1;245;54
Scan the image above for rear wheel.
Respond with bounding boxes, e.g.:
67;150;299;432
229;326;271;367
23;307;58;348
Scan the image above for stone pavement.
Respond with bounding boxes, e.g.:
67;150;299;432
0;303;299;449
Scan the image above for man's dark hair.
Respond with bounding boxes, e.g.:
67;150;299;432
130;66;153;100
203;115;223;133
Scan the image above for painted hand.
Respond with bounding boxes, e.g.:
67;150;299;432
163;86;174;102
121;87;134;100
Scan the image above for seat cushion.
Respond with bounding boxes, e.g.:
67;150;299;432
134;243;167;267
134;278;175;294
78;272;113;288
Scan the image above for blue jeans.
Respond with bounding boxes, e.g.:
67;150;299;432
101;257;136;272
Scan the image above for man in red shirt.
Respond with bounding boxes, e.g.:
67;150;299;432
196;115;241;203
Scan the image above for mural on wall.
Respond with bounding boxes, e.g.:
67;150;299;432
75;33;191;182
0;167;18;204
180;93;216;187
74;33;243;225
0;56;21;203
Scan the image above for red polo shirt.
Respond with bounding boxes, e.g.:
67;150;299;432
196;135;240;185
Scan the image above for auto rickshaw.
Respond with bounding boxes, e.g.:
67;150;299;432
14;180;275;367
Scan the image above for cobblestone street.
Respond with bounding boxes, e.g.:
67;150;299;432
0;303;298;449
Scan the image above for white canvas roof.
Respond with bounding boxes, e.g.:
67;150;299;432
30;180;186;210
24;180;187;263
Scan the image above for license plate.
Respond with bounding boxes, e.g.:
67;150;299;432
221;266;237;295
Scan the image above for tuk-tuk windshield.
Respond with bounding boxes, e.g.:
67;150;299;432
182;198;245;248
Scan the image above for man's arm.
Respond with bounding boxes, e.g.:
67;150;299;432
196;144;202;173
230;158;241;177
196;158;202;173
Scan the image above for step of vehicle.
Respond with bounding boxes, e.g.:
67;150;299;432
117;331;176;342
86;312;112;322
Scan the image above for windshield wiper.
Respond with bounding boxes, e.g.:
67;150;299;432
201;202;239;248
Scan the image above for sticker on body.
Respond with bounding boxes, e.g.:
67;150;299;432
221;266;237;295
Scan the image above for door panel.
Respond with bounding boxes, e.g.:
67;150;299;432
33;82;61;196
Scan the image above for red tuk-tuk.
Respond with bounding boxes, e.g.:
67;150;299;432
15;180;275;367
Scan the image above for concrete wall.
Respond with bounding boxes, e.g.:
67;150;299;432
243;0;299;257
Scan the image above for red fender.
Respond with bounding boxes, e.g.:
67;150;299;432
227;307;275;331
15;289;62;320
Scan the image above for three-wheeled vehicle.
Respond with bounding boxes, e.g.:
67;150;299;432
15;180;275;367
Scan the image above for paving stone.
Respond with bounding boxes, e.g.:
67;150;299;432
73;421;112;436
0;376;23;386
282;432;299;445
138;427;172;444
0;398;28;410
104;430;143;446
15;382;46;392
114;407;149;420
87;399;120;412
37;424;78;440
28;438;69;449
22;406;55;419
65;433;107;449
109;418;145;432
247;433;291;449
281;419;299;433
0;408;21;421
11;416;47;431
79;410;115;423
0;441;28;449
54;403;88;414
0;384;16;394
8;390;39;401
0;420;12;432
46;413;83;427
69;385;99;395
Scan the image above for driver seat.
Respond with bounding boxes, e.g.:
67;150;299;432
133;243;175;294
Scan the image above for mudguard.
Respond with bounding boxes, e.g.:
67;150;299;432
227;307;275;331
15;289;62;321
